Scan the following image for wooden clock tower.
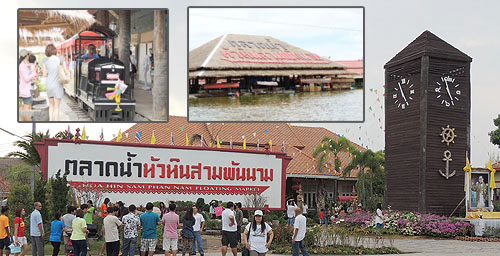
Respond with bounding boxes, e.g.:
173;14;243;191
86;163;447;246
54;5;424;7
384;31;472;215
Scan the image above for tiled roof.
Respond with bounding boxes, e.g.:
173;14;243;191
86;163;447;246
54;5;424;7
117;116;366;178
334;60;363;76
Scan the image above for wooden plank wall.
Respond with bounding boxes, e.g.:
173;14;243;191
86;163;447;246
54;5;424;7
425;58;470;215
385;59;422;211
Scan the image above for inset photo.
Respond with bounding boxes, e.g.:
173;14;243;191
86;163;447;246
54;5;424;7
18;9;168;122
188;7;364;122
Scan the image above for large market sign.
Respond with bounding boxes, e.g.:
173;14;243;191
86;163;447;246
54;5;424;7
35;139;291;210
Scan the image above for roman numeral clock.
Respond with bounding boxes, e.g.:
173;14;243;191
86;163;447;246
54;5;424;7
384;31;472;216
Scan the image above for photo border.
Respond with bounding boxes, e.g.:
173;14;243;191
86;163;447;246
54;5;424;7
187;6;365;123
17;8;169;123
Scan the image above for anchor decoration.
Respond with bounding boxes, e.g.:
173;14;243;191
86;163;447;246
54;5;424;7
439;150;456;179
439;124;457;179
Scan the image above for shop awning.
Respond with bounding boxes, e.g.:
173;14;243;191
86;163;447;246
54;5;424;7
204;82;240;89
256;81;278;86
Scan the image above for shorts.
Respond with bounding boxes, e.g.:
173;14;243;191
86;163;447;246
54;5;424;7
162;238;178;251
15;236;27;245
250;250;266;256
0;237;10;250
221;231;237;248
22;96;33;105
376;223;384;230
140;238;157;252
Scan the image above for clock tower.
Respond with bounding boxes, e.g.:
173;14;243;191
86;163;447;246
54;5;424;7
384;31;472;215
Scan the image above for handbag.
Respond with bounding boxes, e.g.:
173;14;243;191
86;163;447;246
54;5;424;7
242;247;250;256
58;64;69;84
9;240;21;254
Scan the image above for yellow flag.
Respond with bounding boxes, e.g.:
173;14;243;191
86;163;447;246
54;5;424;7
217;136;221;148
243;138;247;149
463;152;472;191
488;157;496;189
151;130;156;145
82;127;87;141
269;140;272;151
116;129;123;142
185;133;189;146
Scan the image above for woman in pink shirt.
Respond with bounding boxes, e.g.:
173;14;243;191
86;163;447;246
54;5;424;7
18;49;37;121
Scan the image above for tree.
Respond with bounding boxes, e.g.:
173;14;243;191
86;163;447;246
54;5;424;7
244;192;268;210
72;182;108;207
7;131;51;170
34;176;49;221
49;170;70;218
343;149;384;207
312;136;352;210
8;184;33;217
489;114;500;148
152;10;168;120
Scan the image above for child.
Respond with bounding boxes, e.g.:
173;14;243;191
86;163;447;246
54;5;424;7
50;212;71;256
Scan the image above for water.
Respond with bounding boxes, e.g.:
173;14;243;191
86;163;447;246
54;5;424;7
189;89;363;122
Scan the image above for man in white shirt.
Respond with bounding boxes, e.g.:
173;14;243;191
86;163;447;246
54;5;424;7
192;205;205;256
292;208;309;256
286;200;297;226
221;202;237;256
302;203;308;217
103;207;123;256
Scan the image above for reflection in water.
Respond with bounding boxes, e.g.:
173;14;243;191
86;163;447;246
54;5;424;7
189;89;363;121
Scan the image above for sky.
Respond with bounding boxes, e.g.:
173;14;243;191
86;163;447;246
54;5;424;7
189;8;363;60
1;0;499;167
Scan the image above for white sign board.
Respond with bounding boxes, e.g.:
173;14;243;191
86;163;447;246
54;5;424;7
36;139;289;209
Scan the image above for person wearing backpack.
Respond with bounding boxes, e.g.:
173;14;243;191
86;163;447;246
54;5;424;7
243;210;274;256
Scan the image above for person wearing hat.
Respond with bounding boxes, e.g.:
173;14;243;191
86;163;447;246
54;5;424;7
243;210;274;256
19;49;37;121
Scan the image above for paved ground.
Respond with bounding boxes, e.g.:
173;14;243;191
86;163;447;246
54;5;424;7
171;235;500;255
200;236;500;255
35;85;154;122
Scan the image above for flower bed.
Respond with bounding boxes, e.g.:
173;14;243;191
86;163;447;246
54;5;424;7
338;210;472;237
272;245;401;255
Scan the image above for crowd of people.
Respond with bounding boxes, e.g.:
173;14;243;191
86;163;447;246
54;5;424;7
0;198;317;256
18;44;139;122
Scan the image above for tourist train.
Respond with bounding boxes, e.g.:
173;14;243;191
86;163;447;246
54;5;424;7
57;25;136;121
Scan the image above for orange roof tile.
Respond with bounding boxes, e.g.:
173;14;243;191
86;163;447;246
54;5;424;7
117;116;366;178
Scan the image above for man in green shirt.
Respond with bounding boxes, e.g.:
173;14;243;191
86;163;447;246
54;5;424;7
84;200;95;225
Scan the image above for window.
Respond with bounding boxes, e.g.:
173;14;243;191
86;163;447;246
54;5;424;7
341;185;353;196
303;192;316;208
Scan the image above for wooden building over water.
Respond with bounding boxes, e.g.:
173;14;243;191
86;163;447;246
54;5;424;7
189;34;358;97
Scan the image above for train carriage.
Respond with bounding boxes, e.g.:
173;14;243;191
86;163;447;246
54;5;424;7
58;25;135;121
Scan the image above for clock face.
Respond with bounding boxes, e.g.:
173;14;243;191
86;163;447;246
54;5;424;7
433;68;465;107
391;77;415;110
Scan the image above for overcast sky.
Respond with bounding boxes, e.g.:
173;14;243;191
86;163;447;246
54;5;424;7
1;0;499;167
189;8;363;60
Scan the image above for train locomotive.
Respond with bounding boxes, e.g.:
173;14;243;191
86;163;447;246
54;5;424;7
59;25;135;121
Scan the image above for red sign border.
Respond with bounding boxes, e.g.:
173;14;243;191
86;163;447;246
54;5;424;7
34;138;291;210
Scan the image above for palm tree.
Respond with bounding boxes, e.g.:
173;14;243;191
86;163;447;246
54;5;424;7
312;136;352;173
7;130;51;170
343;149;383;207
312;136;352;210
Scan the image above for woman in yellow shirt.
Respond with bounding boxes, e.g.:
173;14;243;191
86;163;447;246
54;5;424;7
70;209;89;256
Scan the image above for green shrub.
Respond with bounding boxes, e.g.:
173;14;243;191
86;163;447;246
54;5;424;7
205;219;222;230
